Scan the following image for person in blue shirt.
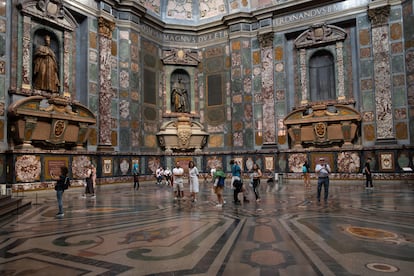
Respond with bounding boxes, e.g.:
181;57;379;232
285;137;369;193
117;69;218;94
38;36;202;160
230;160;242;205
133;161;139;190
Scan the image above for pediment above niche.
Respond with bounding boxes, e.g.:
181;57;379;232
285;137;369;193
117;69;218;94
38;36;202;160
18;0;78;31
294;23;347;49
162;49;200;66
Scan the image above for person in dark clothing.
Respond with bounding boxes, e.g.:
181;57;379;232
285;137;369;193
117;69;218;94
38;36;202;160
364;157;373;189
55;166;69;217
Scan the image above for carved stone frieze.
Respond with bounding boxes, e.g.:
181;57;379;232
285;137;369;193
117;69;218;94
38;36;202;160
294;23;347;49
162;49;200;66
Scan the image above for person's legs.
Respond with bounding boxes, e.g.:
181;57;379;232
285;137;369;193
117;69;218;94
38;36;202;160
56;190;64;215
317;179;323;202
324;179;329;201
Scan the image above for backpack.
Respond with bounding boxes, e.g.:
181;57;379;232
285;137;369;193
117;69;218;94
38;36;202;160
302;165;307;173
63;177;70;190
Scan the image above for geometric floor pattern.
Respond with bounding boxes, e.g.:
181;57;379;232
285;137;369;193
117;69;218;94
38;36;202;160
1;179;413;275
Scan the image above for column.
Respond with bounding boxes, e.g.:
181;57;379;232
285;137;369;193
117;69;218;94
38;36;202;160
97;16;115;151
368;5;394;141
258;32;276;145
299;49;308;105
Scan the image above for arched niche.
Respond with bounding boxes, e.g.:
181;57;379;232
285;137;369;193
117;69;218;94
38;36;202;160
170;69;191;113
309;49;336;101
294;23;347;105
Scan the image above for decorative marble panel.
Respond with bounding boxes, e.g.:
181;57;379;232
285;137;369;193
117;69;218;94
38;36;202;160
337;152;360;173
287;153;307;173
167;0;193;20
199;0;226;19
395;122;408;139
363;124;375;141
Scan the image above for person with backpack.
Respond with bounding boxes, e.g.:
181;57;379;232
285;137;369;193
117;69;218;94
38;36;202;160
213;166;226;208
55;166;69;218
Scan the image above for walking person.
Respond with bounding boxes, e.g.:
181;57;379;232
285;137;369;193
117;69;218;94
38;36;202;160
172;161;184;200
315;157;331;203
302;161;311;189
188;161;200;202
230;159;242;205
364;157;373;190
213;166;226;208
133;161;140;190
90;164;97;196
251;163;263;202
55;166;69;218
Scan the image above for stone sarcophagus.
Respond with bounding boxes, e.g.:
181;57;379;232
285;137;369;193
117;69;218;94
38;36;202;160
8;96;96;150
157;116;209;153
284;104;361;148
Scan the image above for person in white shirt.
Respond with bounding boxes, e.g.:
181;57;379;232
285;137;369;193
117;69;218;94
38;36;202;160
164;167;172;186
315;157;331;203
188;161;200;203
172;161;184;199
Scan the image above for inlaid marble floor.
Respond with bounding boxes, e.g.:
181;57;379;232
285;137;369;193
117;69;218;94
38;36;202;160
0;179;413;275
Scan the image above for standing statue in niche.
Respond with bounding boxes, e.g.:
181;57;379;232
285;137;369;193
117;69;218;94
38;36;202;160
33;35;60;93
171;77;189;113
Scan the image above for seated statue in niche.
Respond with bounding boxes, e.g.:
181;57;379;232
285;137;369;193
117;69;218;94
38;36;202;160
171;77;189;113
33;34;60;93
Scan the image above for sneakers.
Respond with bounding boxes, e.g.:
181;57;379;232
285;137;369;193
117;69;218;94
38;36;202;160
56;213;64;217
91;194;96;199
256;198;261;202
81;194;86;198
215;204;222;208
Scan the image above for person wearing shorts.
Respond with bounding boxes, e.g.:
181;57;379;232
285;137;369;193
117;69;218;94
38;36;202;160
172;161;184;200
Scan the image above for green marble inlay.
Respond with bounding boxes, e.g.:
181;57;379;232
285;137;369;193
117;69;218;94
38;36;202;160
90;18;97;32
357;15;370;28
89;95;98;114
254;104;263;119
393;87;406;107
130;103;139;120
232;79;242;92
111;69;118;88
232;104;243;117
362;91;374;110
89;63;98;82
119;128;131;150
391;55;404;73
275;102;285;117
131;72;140;90
119;40;130;61
112;100;118;117
241;49;251;67
390;6;402;22
245;129;254;148
252;38;259;49
274;34;284;45
275;73;285;89
0;76;4;100
253;76;262;91
359;60;373;78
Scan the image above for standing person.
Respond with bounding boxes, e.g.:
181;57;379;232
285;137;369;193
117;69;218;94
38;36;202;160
213;166;226;207
251;163;263;202
82;165;95;198
90;164;97;196
315;157;331;203
133;161;140;190
54;166;69;217
302;161;311;188
364;157;373;190
230;160;242;205
188;161;200;202
172;161;184;200
164;167;172;186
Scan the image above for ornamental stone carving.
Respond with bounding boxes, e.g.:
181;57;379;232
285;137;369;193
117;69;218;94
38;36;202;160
294;23;347;49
